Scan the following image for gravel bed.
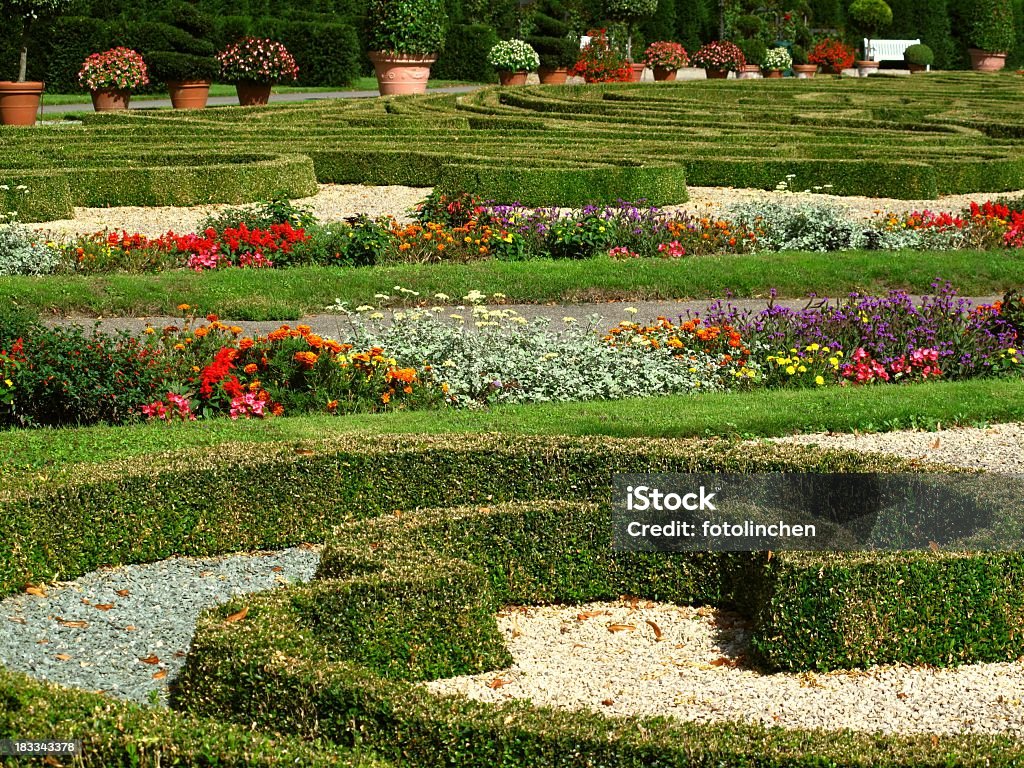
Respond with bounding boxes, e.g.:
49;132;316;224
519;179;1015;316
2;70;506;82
424;599;1024;736
0;545;321;707
771;422;1024;475
28;183;1024;242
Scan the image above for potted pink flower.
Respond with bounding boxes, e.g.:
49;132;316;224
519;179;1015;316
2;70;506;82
78;47;149;112
644;41;689;81
690;40;746;79
217;37;299;106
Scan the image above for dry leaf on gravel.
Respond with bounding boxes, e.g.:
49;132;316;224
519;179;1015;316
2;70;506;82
139;654;160;665
645;620;663;640
56;618;88;628
607;624;637;633
225;606;249;623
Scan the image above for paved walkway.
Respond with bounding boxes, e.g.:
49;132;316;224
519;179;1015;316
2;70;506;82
48;295;1002;337
40;85;485;115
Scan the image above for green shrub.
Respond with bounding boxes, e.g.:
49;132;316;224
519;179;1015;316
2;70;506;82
145;50;219;81
365;0;447;55
433;23;499;82
527;0;581;69
266;20;360;87
848;0;894;36
738;37;768;66
968;0;1016;52
904;42;935;65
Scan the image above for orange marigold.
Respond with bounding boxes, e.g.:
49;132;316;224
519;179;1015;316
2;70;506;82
294;351;319;368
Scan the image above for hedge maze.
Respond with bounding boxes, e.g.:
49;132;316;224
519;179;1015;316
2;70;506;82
4;73;1024;220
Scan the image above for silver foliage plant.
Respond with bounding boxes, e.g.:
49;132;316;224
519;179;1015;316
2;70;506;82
0;213;59;276
331;294;742;407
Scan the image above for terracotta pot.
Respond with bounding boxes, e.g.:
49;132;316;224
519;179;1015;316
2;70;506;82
969;48;1007;72
236;81;272;105
737;64;761;79
0;81;44;126
652;66;677;81
704;68;729;79
167;80;211;109
498;70;528;86
764;68;784;78
792;64;818;78
629;62;645;81
537;66;569;84
91;88;131;111
856;60;880;77
368;52;437;96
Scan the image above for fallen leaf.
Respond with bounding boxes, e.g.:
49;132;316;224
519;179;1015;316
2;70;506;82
299;542;318;551
928;541;940;554
572;643;587;649
43;756;62;767
81;598;92;605
7;616;26;624
930;437;941;450
766;550;774;562
601;698;614;706
94;603;115;611
577;610;608;621
645;620;663;640
271;566;284;572
173;650;187;658
479;507;491;514
199;570;213;578
56;618;88;629
116;589;130;597
226;606;249;623
487;677;510;689
294;448;315;455
896;691;909;700
607;623;637;633
25;584;47;597
124;625;137;631
139;654;160;665
152;669;168;680
55;653;71;661
710;657;736;667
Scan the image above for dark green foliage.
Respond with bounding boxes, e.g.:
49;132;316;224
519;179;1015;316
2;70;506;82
145;50;219;81
968;0;1015;52
155;0;217;39
39;16;110;92
112;20;217;57
527;0;581;69
0;667;389;767
904;42;934;64
212;15;253;49
263;20;360;87
848;0;894;35
365;0;447;55
639;0;678;44
738;37;768;65
433;23;499;82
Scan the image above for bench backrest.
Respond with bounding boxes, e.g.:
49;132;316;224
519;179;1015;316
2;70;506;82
865;38;921;61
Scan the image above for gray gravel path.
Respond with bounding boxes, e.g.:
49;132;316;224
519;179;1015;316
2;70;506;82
0;545;320;707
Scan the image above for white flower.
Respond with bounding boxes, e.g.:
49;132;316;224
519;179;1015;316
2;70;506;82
625;307;639;315
355;305;375;312
434;293;450;301
374;293;390;300
369;312;384;319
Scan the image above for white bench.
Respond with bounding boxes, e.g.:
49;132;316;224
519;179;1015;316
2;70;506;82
863;38;929;69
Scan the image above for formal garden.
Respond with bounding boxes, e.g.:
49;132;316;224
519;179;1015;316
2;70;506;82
2;0;1024;764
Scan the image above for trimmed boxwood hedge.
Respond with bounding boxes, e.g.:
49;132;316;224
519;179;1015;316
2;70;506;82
171;499;1024;767
0;667;390;767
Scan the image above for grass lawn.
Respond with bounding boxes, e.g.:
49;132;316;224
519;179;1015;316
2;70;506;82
2;378;1020;477
38;79;483;105
4;250;1018;319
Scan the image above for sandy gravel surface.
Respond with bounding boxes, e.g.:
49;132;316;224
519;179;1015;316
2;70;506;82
425;599;1024;735
29;184;1024;242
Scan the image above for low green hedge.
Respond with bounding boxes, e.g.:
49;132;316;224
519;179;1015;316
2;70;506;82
171;500;1024;767
1;154;317;221
0;667;390;767
0;434;912;601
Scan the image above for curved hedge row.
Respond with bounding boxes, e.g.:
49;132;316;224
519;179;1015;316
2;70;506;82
4;72;1024;220
170;498;1024;767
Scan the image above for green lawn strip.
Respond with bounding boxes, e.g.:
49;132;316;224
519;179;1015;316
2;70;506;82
5;251;1020;319
2;379;1020;482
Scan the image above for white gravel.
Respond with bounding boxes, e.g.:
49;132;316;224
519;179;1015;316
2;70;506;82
772;422;1024;475
424;599;1024;736
29;183;1024;242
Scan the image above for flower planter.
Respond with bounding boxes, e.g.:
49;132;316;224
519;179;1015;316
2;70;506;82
167;80;212;109
737;64;761;79
90;88;131;111
629;62;646;82
764;68;784;78
0;81;44;126
498;70;528;86
652;66;677;81
856;60;880;77
537;66;569;84
369;52;437;96
792;64;818;78
969;48;1007;72
235;81;273;105
704;68;729;79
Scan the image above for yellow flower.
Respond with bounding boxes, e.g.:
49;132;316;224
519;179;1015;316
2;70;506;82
829;357;839;367
3;379;11;387
806;343;819;352
786;365;796;375
815;375;825;386
798;365;807;373
144;326;155;334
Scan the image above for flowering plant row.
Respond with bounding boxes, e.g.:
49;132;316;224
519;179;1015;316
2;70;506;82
809;38;856;70
2;287;1021;429
487;39;540;72
78;47;149;91
217;37;299;84
571;30;632;83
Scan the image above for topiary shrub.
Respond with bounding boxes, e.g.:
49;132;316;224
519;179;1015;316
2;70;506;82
526;0;580;70
738;37;768;66
904;42;934;66
434;23;499;81
366;0;447;56
968;0;1015;53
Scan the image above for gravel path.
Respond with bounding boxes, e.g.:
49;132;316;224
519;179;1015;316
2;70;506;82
425;599;1024;736
0;545;320;707
772;422;1024;475
29;183;1024;241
